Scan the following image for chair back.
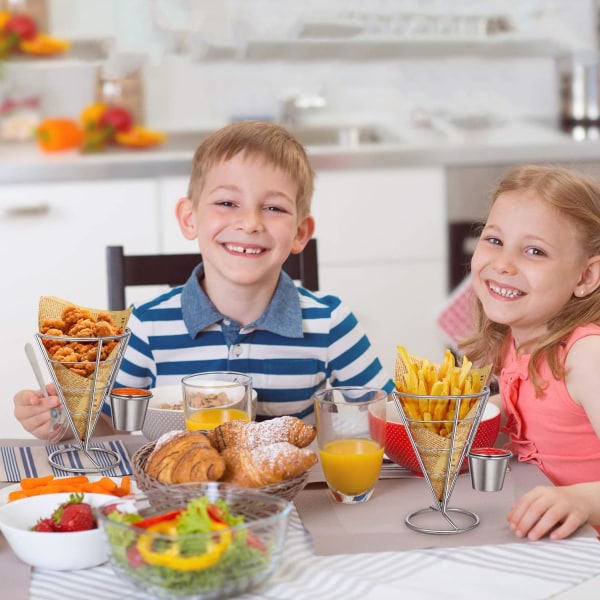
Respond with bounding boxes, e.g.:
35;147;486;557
106;239;319;310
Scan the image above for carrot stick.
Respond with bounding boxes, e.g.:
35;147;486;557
20;475;55;489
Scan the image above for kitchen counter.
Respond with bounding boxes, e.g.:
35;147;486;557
0;118;598;184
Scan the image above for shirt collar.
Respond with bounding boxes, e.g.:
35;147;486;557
182;263;304;338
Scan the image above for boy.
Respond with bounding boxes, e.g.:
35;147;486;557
15;121;394;439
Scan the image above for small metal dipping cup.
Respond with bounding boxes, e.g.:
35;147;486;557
110;388;152;432
468;448;512;492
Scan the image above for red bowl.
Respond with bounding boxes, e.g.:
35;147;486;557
383;401;501;475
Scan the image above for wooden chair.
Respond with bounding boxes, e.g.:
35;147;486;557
106;239;319;310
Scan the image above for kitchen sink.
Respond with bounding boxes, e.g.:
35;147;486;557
151;123;400;154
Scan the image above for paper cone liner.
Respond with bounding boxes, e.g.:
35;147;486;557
407;402;479;502
38;297;132;440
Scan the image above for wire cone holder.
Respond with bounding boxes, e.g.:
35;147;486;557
35;296;132;473
393;387;490;535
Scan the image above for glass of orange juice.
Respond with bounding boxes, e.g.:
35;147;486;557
182;371;254;431
314;387;387;504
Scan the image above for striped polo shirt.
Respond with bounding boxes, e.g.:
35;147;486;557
113;263;394;420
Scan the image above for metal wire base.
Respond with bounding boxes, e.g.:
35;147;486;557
47;446;122;474
405;506;480;535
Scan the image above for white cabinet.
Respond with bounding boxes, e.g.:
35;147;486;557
311;167;448;378
0;178;159;439
158;168;448;380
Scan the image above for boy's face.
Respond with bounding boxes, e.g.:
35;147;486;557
177;152;314;290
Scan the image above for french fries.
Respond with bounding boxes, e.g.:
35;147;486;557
394;346;488;437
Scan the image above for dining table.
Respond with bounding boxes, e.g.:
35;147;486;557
1;433;599;600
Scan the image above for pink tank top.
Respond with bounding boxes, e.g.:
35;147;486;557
500;324;600;485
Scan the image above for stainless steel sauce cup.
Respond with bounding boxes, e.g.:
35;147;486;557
468;448;512;492
110;388;152;431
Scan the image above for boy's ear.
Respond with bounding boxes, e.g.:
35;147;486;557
290;215;315;254
575;255;600;296
176;197;197;240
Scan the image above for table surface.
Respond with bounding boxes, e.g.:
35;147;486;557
1;434;599;600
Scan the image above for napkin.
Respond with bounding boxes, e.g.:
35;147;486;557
436;274;476;349
0;440;133;482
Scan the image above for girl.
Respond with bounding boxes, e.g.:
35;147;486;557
461;164;600;541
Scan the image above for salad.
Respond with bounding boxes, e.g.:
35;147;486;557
100;496;272;596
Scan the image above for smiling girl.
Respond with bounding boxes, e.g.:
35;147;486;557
461;165;600;540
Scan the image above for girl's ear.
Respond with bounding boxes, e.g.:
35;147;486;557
176;197;197;240
575;255;600;297
290;215;316;254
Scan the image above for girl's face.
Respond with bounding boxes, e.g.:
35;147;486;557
471;188;591;347
177;152;314;291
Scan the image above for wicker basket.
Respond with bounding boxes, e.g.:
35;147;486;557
132;440;309;507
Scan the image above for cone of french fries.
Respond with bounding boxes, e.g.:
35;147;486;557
36;296;131;442
393;346;492;505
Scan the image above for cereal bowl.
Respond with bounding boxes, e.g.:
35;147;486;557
383;401;501;474
0;492;112;570
142;385;258;441
97;483;291;599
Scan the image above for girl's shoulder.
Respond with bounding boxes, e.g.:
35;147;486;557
564;323;600;351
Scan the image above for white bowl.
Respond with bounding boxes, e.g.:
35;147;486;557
142;384;258;441
0;493;112;570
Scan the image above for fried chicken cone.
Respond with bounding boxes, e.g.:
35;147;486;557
37;296;131;440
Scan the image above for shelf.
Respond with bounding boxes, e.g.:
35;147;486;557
3;38;110;69
193;35;570;62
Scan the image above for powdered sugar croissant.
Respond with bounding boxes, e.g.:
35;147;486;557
208;416;316;452
220;442;317;487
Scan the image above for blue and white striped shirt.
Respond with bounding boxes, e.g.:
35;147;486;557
114;264;394;420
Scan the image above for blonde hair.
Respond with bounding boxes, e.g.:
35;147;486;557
459;164;600;394
187;120;314;220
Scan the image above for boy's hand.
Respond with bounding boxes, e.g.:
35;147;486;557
507;484;591;540
13;385;61;440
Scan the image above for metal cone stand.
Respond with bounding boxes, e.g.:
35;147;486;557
35;330;131;473
393;387;490;534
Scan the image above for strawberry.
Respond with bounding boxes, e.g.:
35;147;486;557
32;517;57;532
51;493;97;532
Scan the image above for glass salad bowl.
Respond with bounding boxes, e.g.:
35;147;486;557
97;482;291;599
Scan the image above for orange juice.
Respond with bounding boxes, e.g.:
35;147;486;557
186;408;249;430
319;438;384;495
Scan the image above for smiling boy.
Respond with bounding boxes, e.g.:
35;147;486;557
15;121;393;437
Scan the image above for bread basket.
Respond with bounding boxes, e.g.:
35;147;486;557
132;440;309;506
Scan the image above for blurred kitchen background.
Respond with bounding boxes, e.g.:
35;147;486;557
4;0;600;437
1;0;598;130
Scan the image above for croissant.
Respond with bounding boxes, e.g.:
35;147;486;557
208;416;316;452
220;442;317;487
145;430;226;484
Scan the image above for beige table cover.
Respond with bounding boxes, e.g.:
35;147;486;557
295;459;597;555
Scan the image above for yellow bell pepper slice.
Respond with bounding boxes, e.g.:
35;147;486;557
136;519;232;572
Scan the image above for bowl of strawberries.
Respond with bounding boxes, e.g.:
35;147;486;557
0;492;111;570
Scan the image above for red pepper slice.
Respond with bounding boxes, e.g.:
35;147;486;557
133;509;183;530
207;503;227;524
246;533;267;552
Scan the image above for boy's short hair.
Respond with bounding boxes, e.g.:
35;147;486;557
187;120;315;220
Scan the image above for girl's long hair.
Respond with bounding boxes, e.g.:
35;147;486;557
459;164;600;394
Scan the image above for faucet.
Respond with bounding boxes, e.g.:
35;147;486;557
280;92;327;127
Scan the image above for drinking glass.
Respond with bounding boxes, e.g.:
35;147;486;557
313;387;387;504
182;371;253;431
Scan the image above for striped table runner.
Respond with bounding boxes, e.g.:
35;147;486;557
0;440;133;482
28;510;600;600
